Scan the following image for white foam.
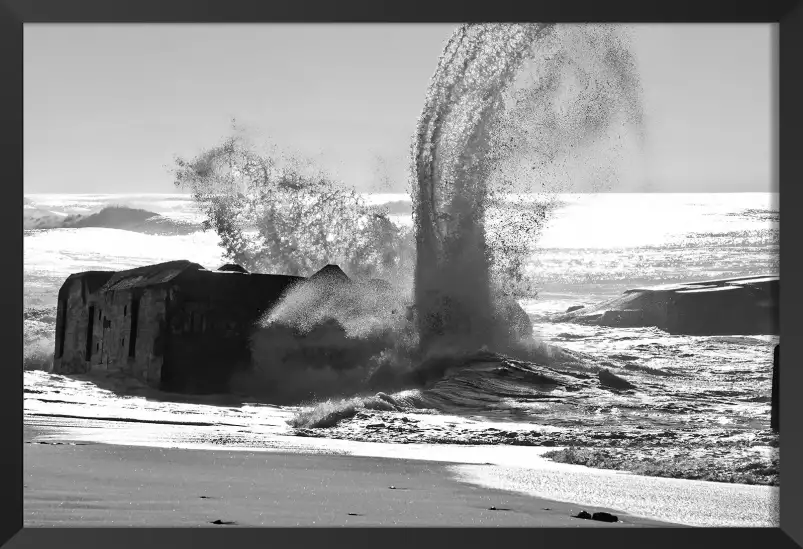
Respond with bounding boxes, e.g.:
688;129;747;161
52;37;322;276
449;462;778;527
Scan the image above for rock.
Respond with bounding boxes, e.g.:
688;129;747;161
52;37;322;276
592;512;618;522
575;511;592;519
598;369;636;390
552;275;779;336
566;305;585;313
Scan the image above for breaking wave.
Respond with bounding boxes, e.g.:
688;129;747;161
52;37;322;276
23;306;57;371
286;346;643;429
24;205;201;235
238;23;645;413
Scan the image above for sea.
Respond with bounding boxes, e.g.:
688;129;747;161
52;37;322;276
23;191;780;527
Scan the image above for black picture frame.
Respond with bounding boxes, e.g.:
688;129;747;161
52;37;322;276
3;1;800;548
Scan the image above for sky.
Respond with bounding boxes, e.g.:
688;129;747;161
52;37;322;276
24;23;775;194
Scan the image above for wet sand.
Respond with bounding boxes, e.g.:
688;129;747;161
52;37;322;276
24;427;673;528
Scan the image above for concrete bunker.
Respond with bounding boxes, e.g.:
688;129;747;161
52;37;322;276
52;260;348;393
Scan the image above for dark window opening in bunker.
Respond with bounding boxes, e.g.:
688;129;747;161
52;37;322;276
96;343;99;352
85;306;95;361
57;300;67;358
122;337;125;347
124;305;127;316
129;297;140;358
98;309;102;321
190;312;204;333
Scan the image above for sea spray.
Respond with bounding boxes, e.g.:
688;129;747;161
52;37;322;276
169;129;417;401
198;23;644;407
172;130;416;283
24;306;57;371
412;24;549;355
286;22;645;414
412;23;643;355
235;272;421;403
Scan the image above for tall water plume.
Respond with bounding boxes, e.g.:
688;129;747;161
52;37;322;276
412;23;644;355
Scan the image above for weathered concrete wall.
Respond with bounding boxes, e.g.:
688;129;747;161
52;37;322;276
54;278;94;374
88;287;167;386
160;287;254;393
53;273;168;387
670;286;756;335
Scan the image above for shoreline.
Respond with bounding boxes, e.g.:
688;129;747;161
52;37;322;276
24;425;670;528
24;420;779;527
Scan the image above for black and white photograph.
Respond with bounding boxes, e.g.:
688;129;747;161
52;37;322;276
22;22;779;528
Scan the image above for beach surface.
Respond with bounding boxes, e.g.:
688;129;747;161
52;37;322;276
24;426;669;528
24;420;779;528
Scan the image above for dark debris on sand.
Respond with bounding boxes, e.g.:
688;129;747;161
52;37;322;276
574;511;619;523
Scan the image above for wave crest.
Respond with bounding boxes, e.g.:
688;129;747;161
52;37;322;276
24;205;202;235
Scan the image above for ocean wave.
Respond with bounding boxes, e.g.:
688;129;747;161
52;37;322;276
24;205;203;235
24;306;56;371
287;347;641;427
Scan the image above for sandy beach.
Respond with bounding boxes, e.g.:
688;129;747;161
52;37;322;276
24;425;673;528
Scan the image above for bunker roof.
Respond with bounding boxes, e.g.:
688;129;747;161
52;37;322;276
309;264;349;283
101;260;203;292
57;270;116;302
217;264;250;273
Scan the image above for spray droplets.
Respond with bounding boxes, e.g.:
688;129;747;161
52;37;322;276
412;23;644;354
